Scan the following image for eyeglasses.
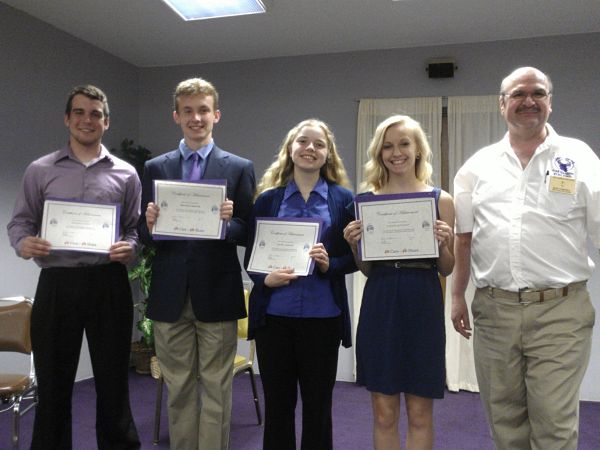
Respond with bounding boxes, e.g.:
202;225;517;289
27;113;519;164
502;90;551;102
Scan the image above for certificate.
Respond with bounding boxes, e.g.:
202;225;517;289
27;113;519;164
152;179;226;240
355;192;439;261
247;218;322;276
41;199;119;253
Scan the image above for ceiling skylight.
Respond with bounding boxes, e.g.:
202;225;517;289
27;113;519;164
162;0;267;21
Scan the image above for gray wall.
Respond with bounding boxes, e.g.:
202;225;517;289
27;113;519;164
0;3;139;379
139;34;599;182
2;1;600;399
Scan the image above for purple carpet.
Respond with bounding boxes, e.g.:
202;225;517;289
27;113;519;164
2;369;599;449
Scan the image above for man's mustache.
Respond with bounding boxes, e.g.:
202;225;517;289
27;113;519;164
516;106;540;113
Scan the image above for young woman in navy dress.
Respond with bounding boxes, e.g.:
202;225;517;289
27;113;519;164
344;115;455;450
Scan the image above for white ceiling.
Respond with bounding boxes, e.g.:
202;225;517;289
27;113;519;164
4;0;600;68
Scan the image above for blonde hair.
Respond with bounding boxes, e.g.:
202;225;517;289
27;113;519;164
173;77;219;111
256;119;351;196
361;115;433;192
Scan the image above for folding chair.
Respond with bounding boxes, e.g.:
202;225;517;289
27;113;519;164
0;297;37;450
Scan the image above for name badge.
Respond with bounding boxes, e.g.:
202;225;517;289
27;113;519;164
548;175;576;194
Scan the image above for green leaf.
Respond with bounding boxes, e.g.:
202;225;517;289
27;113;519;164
137;317;154;347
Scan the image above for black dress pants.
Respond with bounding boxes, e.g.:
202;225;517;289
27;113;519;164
255;314;342;450
30;263;140;450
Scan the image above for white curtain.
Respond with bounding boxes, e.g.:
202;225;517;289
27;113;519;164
444;95;506;392
352;98;443;377
356;98;443;187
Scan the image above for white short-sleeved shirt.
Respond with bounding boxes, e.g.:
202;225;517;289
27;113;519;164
454;124;600;290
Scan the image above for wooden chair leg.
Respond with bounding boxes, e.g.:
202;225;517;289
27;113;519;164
153;377;164;445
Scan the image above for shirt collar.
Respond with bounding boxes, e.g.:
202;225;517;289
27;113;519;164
500;123;557;158
54;143;112;164
179;139;214;161
542;123;557;148
533;123;556;155
97;144;113;161
283;177;328;201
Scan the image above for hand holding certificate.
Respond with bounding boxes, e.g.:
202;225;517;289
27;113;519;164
152;180;227;240
355;192;439;261
247;218;322;276
40;199;119;253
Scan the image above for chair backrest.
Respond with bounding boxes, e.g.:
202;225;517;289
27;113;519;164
0;300;32;354
237;289;250;340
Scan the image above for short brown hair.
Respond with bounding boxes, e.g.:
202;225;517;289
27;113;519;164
65;85;109;117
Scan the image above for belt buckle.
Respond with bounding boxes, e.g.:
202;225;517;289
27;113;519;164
393;261;403;269
518;288;533;305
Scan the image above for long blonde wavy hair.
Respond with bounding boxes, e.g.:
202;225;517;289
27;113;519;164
360;115;433;192
256;118;352;196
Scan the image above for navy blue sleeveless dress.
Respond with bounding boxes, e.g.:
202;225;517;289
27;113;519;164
355;189;445;398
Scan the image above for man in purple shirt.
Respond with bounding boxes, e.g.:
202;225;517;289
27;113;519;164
7;85;141;450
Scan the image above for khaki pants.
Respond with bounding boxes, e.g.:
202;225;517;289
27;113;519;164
154;297;237;450
472;284;595;450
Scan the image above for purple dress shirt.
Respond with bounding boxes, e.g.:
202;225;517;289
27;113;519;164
7;144;141;268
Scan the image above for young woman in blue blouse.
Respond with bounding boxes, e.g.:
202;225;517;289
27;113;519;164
245;119;356;450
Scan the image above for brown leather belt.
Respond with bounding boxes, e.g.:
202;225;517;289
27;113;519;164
375;261;435;270
479;281;587;304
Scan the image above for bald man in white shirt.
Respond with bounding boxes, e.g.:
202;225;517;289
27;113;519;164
451;67;600;450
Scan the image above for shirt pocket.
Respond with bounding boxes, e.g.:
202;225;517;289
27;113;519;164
537;181;577;218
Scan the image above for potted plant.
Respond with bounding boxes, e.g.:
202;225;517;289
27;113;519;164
110;139;155;373
111;138;152;179
129;246;156;374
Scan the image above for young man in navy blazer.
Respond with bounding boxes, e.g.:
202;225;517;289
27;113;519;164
138;78;255;450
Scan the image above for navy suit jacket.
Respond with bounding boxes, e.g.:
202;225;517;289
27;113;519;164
138;145;256;323
244;182;357;347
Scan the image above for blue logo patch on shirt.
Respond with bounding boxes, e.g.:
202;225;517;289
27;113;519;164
552;157;575;177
